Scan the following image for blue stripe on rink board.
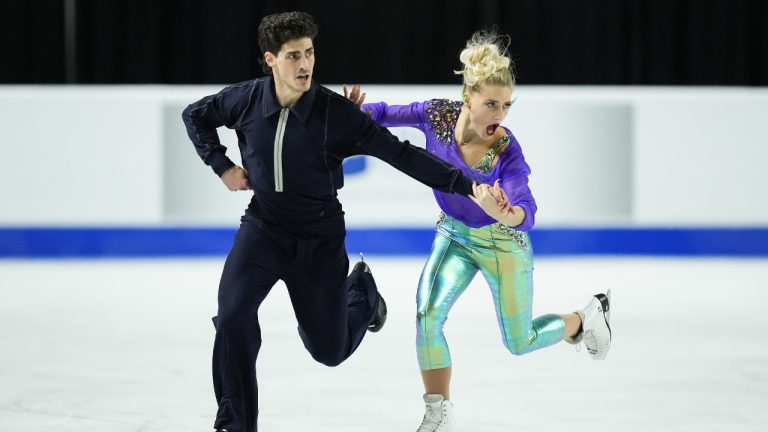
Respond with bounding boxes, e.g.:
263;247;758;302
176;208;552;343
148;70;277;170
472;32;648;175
1;227;768;258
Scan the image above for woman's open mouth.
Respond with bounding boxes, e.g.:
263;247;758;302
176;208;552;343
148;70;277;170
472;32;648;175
486;123;500;136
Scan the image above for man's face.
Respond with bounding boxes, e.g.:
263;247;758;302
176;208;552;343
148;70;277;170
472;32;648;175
265;37;315;95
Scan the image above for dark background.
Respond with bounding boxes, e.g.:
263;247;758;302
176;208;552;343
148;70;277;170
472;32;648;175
3;0;767;85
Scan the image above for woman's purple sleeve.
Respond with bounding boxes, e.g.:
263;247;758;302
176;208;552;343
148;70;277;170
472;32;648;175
500;137;538;232
362;101;426;129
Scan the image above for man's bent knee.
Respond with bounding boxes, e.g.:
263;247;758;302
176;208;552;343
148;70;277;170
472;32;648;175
309;349;346;367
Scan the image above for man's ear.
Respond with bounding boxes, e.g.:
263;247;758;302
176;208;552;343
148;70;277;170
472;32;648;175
264;52;276;68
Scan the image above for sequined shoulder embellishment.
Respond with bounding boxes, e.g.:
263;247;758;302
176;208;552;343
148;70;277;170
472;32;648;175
425;99;463;144
472;135;511;174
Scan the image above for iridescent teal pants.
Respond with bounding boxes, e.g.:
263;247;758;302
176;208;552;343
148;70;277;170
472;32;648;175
416;215;565;370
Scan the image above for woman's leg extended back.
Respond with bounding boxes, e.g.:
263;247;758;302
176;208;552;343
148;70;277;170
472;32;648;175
475;226;565;355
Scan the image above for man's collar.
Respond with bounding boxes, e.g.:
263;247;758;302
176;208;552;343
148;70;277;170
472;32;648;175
260;76;283;118
261;75;316;122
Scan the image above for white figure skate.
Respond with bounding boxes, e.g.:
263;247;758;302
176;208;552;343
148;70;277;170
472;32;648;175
416;394;456;432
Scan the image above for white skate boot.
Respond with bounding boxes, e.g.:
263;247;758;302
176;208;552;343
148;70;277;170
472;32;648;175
416;394;456;432
573;289;612;360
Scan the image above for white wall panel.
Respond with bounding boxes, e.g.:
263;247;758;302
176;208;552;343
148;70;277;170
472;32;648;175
1;85;766;227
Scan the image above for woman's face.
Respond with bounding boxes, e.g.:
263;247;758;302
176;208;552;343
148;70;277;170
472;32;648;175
465;84;514;138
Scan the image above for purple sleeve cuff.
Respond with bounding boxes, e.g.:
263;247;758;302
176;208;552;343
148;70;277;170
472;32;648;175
361;102;384;123
514;204;535;232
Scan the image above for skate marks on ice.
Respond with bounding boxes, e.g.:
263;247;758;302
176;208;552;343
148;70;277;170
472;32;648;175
0;258;766;431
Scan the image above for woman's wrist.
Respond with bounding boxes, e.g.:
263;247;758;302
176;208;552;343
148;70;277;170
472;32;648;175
497;206;525;226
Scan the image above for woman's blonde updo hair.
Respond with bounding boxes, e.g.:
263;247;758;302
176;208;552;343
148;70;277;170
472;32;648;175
455;30;515;94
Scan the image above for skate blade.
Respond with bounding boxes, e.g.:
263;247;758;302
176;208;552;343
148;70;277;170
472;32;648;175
594;290;612;343
594;290;611;323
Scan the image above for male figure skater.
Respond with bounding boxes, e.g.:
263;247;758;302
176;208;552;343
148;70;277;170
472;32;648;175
182;11;481;432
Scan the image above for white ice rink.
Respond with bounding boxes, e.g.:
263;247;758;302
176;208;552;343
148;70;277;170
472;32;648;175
1;257;767;431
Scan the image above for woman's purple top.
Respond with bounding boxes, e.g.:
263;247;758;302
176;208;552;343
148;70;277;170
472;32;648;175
362;99;537;231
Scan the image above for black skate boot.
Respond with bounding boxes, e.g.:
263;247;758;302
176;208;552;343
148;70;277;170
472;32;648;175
353;254;387;332
368;292;387;333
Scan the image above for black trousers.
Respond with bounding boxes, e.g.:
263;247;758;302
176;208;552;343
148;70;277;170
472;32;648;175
211;214;378;432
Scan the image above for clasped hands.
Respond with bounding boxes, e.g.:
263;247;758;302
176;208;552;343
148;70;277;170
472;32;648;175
470;180;513;218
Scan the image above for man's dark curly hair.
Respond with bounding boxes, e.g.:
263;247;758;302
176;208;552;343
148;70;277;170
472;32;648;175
258;11;319;73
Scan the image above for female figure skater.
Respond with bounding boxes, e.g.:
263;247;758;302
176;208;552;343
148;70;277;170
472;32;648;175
346;30;612;431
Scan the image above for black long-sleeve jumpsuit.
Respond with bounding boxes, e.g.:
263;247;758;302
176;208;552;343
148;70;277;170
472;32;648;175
182;76;473;432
